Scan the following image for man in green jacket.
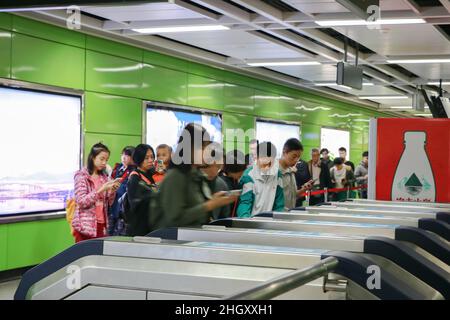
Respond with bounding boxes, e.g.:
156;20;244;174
237;141;284;217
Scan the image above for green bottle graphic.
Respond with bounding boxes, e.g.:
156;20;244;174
391;132;436;202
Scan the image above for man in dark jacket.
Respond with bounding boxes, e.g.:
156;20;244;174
308;148;333;205
295;156;312;208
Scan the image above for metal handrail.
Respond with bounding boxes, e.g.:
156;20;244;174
224;257;339;300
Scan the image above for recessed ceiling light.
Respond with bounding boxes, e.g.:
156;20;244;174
247;61;321;67
414;113;432;117
315;18;425;27
389;106;413;109
132;25;230;34
427;81;450;85
387;58;450;64
359;96;408;100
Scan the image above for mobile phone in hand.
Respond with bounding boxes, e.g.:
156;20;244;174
225;189;242;196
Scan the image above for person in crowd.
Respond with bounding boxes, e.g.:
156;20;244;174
201;142;230;220
320;148;334;170
278;139;313;210
330;157;355;201
307;148;333;205
108;146;135;236
125;144;157;236
354;151;369;199
220;149;247;217
72;143;120;243
152;144;172;185
155;123;237;229
237;142;284;217
338;147;355;172
248;139;259;166
295;148;313;207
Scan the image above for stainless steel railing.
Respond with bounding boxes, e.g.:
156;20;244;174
224;257;339;300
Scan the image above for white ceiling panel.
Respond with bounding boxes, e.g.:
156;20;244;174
397;63;450;80
162;30;308;60
282;0;349;14
379;0;412;11
334;24;450;56
268;64;338;81
82;3;206;22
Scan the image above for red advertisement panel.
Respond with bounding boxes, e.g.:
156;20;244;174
375;118;450;203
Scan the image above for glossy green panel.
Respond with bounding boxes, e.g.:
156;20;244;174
253;90;279;118
187;74;224;110
86;50;143;97
351;129;364;146
144;51;189;73
222;113;255;143
85;92;142;135
188;61;226;81
11;33;85;89
300;123;321;147
84;133;142;165
223;84;254;114
86;35;142;61
350;148;363;164
0;224;7;270
6;219;73;270
13;15;85;48
0;30;11;78
278;96;302;122
0;13;12;30
142;64;187;104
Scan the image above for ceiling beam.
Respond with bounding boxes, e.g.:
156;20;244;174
169;0;220;20
439;0;450;13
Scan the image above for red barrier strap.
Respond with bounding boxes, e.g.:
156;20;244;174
299;185;367;197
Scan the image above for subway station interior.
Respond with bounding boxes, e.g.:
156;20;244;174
0;0;449;302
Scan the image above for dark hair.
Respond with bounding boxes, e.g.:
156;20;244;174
283;138;303;153
320;148;329;154
362;151;369;157
87;143;110;175
173;123;211;173
156;144;172;153
224;150;247;174
333;157;344;165
121;146;135;157
257;141;277;158
249;139;259;145
133;144;155;168
338;147;347;152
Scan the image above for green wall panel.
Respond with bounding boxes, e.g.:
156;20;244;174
253;90;279;119
6;219;73;270
278;96;301;122
0;30;11;78
11;33;85;89
222;112;255;143
187;74;224;110
86;35;142;61
0;224;7;271
85;50;143;97
142;64;188;104
224;141;248;154
350;148;363;164
13;15;85;48
0;13;12;30
188;61;226;81
85;92;142;135
144;51;189;73
223;84;254;114
84;133;142;165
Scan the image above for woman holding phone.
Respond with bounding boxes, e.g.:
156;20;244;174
71;143;120;243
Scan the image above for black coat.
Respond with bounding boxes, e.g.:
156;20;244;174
307;160;333;190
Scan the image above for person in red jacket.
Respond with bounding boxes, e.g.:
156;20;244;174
71;143;120;242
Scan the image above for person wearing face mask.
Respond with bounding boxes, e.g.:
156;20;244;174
237;141;284;217
125;144;157;236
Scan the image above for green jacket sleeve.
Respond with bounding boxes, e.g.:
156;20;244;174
236;174;254;218
159;169;209;228
273;172;285;212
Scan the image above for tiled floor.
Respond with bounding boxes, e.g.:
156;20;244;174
0;279;21;300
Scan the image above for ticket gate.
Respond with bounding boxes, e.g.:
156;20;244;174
348;199;450;209
14;237;444;300
325;201;450;214
150;227;450;298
